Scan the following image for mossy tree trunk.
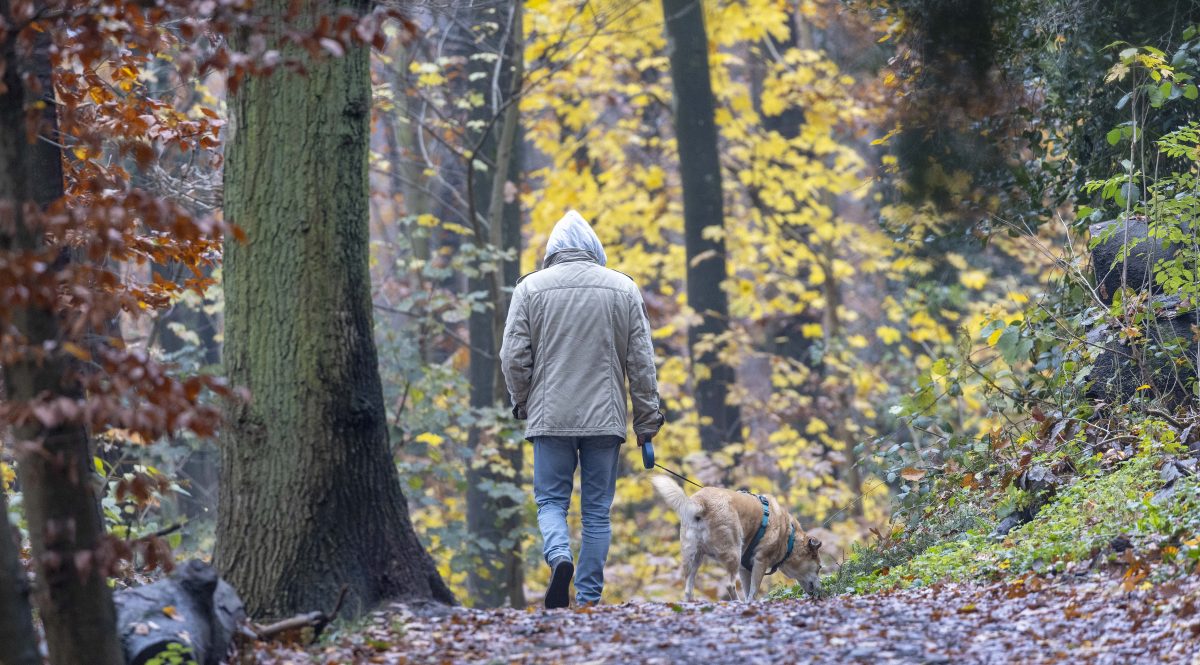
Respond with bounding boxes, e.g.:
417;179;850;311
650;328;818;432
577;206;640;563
661;0;741;452
215;0;454;618
464;0;526;609
0;8;124;662
0;485;38;665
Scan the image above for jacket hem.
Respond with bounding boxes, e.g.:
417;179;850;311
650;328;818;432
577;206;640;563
524;427;628;442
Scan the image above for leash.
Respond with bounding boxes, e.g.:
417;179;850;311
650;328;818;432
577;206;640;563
654;462;705;489
640;435;888;522
639;437;705;489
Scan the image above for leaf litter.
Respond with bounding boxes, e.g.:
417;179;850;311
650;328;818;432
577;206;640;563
241;573;1200;664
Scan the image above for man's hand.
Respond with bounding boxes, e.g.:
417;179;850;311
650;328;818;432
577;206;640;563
512;404;528;420
637;431;654;446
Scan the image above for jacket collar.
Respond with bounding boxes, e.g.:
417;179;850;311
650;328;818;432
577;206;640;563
544;247;600;269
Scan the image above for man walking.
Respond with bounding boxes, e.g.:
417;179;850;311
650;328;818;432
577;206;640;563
500;210;664;609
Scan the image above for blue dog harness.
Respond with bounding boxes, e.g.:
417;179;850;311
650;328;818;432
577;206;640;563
739;491;797;574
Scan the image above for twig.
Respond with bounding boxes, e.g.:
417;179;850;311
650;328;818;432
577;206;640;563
1146;407;1188;431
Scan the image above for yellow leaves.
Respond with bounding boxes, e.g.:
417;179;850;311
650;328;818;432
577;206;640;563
801;323;823;339
161;605;179;620
414;432;444;447
642;165;665;190
959;269;989;290
945;253;968;270
876;326;902;345
908;310;949;344
0;462;14;491
847;334;868;349
871;126;900;145
441;222;473;237
409;61;446;88
805;419;828;435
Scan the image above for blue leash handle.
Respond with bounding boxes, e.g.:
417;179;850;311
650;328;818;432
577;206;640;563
640;437;655;470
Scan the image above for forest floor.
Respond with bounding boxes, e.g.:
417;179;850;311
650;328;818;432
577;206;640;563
247;572;1200;664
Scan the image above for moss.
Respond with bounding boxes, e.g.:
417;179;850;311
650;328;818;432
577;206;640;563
782;455;1168;598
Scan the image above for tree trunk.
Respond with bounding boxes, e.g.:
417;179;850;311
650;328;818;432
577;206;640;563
660;0;741;452
215;0;454;618
0;11;125;664
465;0;526;609
0;485;39;665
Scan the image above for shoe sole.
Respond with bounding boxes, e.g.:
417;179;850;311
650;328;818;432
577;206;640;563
545;561;574;609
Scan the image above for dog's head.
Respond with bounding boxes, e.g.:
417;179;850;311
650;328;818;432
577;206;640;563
778;516;822;596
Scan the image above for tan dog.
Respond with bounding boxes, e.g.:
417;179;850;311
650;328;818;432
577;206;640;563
651;475;821;601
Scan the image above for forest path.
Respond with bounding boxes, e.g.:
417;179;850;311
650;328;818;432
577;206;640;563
256;574;1200;664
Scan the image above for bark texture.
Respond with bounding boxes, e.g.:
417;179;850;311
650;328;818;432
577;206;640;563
215;0;454;618
661;0;741;452
0;11;123;662
464;0;526;609
0;11;124;664
0;487;39;665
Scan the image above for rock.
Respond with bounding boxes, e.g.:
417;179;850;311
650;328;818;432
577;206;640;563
1090;219;1181;305
993;506;1036;538
1085;302;1198;407
114;560;246;665
1110;534;1132;553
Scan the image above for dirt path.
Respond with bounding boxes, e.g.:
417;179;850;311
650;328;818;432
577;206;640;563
251;574;1200;664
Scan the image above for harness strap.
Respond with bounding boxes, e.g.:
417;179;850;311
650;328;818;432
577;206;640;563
767;523;796;575
739;491;770;572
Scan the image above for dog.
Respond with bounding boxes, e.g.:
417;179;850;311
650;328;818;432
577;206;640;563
651;475;821;601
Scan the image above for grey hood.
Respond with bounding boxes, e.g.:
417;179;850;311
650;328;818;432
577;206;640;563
544;210;607;268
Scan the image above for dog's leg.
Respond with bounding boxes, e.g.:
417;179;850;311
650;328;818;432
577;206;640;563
682;544;701;602
738;566;752;602
745;562;767;602
718;556;742;601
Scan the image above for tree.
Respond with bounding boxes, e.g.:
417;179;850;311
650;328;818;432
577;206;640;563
0;7;124;661
0;483;38;665
215;0;454;618
660;0;741;452
462;0;527;609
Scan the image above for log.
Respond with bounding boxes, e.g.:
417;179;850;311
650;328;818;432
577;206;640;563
114;560;246;665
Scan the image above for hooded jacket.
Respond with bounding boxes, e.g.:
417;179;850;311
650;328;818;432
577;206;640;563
500;211;663;441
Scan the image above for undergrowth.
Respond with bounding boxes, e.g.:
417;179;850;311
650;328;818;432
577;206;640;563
777;440;1200;600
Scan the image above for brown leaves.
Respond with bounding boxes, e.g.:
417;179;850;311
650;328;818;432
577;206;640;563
237;577;1200;664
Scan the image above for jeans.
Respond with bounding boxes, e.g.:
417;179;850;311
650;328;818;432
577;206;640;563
532;435;622;604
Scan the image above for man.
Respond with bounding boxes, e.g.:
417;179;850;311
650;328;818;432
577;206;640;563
500;210;664;609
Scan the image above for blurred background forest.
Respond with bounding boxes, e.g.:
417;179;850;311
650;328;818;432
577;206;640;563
4;0;1200;645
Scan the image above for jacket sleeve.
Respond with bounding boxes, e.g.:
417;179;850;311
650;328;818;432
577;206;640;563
626;288;664;436
500;283;534;413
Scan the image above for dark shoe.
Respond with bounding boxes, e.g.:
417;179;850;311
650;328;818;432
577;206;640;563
545;557;574;609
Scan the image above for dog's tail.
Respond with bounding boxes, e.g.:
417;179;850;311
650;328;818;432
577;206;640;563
651;475;700;523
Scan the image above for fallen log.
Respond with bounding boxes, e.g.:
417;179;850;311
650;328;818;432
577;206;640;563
114;559;246;665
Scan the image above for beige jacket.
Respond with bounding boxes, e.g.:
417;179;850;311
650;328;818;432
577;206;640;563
500;245;663;442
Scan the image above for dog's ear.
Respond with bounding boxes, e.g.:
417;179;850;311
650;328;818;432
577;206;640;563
807;537;822;552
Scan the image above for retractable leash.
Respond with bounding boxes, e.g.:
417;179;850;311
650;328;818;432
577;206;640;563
639;433;886;516
639;436;705;489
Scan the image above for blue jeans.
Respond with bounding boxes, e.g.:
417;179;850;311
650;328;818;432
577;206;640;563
532;435;622;604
